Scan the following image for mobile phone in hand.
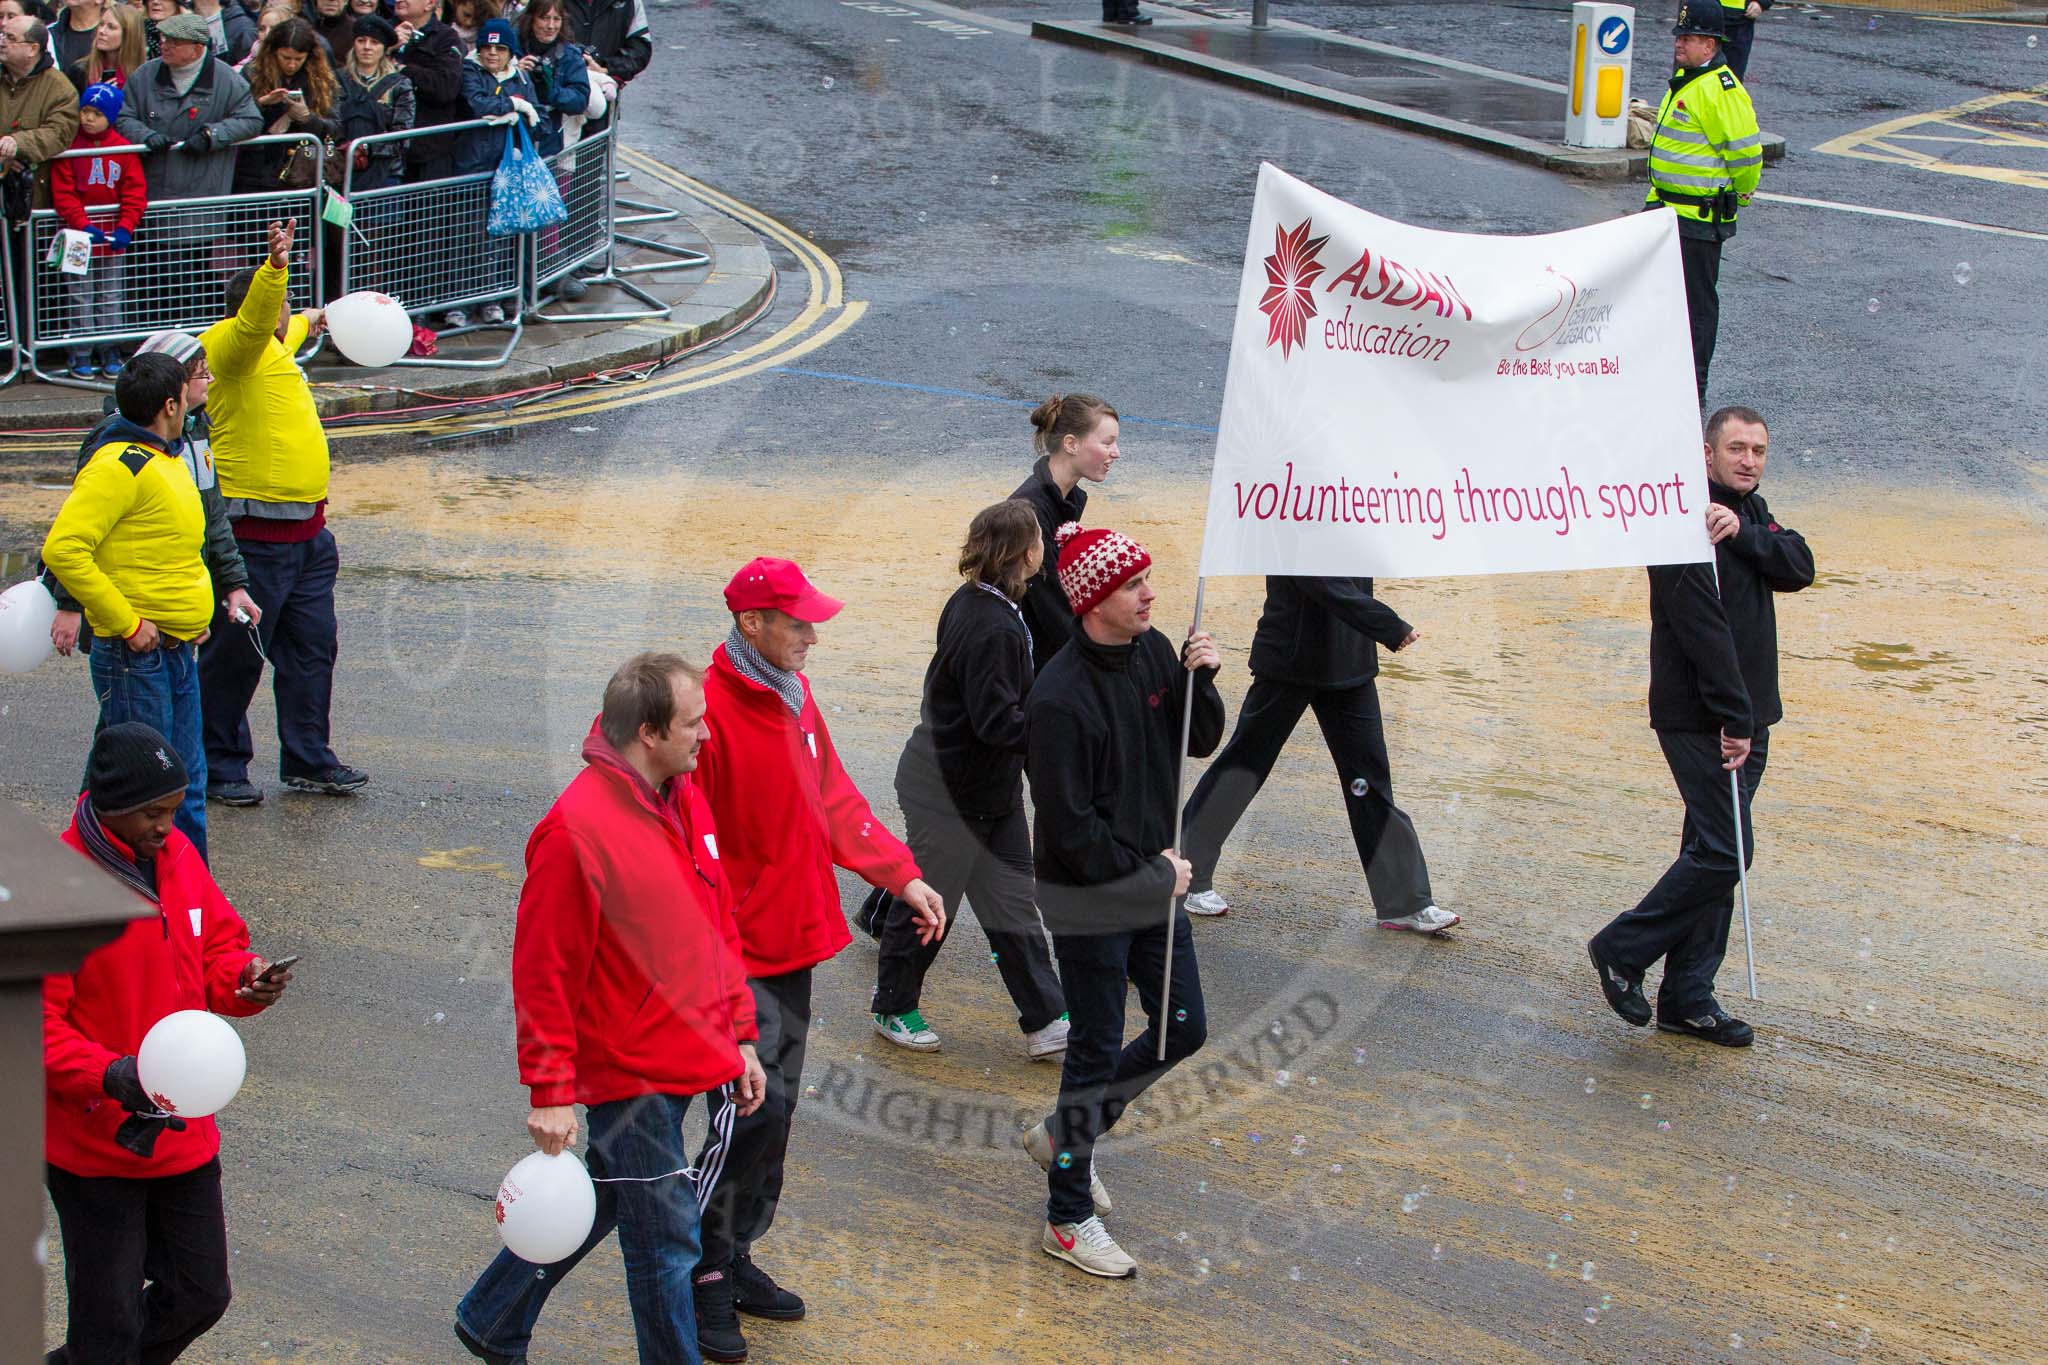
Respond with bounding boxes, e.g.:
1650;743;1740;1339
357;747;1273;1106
256;954;300;983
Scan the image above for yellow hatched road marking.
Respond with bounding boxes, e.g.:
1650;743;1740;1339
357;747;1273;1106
1815;84;2048;191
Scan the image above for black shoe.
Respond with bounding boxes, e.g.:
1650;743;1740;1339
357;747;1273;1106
282;765;369;795
1656;1005;1754;1048
207;779;263;807
1588;943;1651;1027
454;1319;526;1365
693;1268;749;1362
731;1253;805;1321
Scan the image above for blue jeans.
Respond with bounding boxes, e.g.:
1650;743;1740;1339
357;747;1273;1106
89;636;208;862
458;1091;730;1365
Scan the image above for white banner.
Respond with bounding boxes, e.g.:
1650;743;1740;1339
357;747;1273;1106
1199;164;1712;579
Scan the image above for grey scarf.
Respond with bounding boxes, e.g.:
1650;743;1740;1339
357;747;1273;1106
725;626;805;719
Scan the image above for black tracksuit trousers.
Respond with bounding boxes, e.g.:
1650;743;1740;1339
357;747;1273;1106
1182;677;1433;919
1593;727;1769;1015
695;968;810;1275
870;799;1065;1031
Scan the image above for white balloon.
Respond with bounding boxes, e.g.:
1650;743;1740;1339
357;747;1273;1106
495;1150;597;1264
323;291;414;368
0;579;57;674
137;1010;247;1119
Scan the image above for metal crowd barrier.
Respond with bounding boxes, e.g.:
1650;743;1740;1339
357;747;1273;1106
5;104;708;382
339;117;527;369
0;238;19;387
21;134;323;390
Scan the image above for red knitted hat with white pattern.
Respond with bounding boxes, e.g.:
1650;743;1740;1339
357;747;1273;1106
1056;521;1152;617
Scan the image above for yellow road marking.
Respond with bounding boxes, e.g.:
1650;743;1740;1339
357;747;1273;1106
0;148;864;453
1815;83;2048;191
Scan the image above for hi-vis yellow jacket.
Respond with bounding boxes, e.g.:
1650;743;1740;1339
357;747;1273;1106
201;261;331;508
1644;58;1763;240
42;437;212;642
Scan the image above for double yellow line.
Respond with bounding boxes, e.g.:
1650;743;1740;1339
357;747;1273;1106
0;151;865;452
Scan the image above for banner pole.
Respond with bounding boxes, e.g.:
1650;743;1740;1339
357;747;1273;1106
1157;578;1207;1063
1732;768;1758;1001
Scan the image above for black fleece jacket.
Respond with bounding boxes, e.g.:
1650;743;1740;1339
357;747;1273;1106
895;582;1035;821
1249;576;1413;690
1009;456;1086;674
1647;481;1813;738
1027;626;1225;934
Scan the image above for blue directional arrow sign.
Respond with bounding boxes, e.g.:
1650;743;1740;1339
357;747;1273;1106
1597;15;1631;54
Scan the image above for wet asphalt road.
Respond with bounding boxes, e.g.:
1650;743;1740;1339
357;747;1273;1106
4;2;2046;1361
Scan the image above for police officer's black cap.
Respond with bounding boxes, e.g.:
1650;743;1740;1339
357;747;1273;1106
1672;2;1728;39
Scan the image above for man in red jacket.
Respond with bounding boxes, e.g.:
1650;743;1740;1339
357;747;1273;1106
456;652;767;1365
43;722;292;1365
688;558;945;1361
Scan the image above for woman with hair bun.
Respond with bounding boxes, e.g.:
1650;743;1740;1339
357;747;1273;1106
862;500;1068;1060
1010;393;1120;674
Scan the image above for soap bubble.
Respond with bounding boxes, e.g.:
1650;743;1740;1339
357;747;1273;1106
1953;262;1974;285
1639;1094;1653;1109
1175;1008;1187;1022
1657;1119;1672;1132
1730;1333;1745;1350
1349;778;1368;796
1866;298;1880;314
1581;1261;1596;1281
2029;33;2038;47
1354;1047;1368;1065
1275;1070;1292;1088
1289;1265;1303;1281
1401;1193;1421;1214
1583;1077;1596;1094
1724;1175;1738;1192
1056;1152;1073;1169
1431;1243;1444;1262
430;1012;446;1024
1562;1188;1575;1201
821;76;834;89
1547;1253;1559;1269
1196;1257;1210;1275
1584;1307;1599;1325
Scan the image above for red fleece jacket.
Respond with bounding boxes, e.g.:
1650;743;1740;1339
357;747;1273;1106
694;645;921;979
513;722;758;1109
43;819;264;1180
49;123;147;253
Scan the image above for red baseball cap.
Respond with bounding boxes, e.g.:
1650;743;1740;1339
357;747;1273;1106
722;557;844;623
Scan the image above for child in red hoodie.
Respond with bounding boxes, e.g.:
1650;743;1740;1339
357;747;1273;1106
43;723;292;1364
48;82;147;380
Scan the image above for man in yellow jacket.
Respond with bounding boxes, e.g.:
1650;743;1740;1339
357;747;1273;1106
41;353;218;856
1646;2;1762;404
197;219;367;806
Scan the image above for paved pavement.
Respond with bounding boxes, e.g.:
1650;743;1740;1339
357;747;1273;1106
1033;3;1786;178
4;1;2046;1361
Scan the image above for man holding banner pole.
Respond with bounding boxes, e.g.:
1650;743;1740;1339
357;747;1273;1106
1178;576;1460;935
1588;405;1812;1046
1022;521;1223;1279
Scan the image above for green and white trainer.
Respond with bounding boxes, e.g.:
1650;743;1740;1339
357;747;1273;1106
873;1009;940;1052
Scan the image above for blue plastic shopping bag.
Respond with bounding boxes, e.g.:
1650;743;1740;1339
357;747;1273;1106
487;122;567;236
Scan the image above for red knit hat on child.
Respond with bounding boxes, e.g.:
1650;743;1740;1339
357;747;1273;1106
1056;521;1152;617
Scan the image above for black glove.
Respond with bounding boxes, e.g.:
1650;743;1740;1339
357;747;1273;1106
103;1056;187;1158
145;132;173;154
103;1055;148;1109
180;127;213;153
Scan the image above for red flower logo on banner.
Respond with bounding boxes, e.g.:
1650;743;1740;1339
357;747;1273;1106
1258;217;1329;359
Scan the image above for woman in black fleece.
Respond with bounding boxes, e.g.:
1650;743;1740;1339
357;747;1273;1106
867;501;1069;1059
1009;393;1121;674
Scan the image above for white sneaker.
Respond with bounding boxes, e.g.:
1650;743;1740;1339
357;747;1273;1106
1021;1120;1111;1215
1043;1216;1136;1278
440;309;468;329
481;302;507;325
1379;905;1462;935
1184;889;1229;917
872;1009;940;1052
1024;1014;1070;1061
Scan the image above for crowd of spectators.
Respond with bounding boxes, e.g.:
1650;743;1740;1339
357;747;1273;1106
0;0;652;373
